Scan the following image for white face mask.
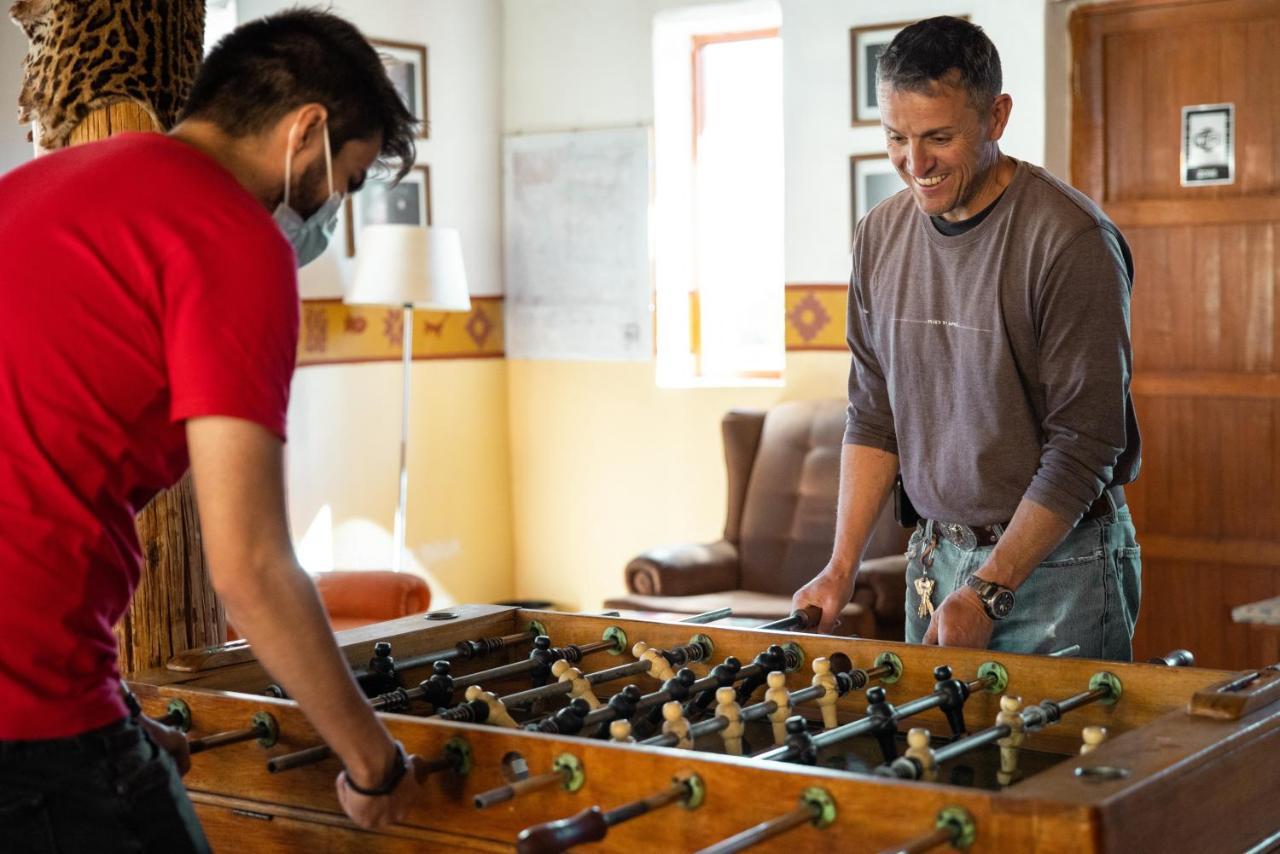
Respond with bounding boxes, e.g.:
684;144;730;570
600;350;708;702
273;119;343;268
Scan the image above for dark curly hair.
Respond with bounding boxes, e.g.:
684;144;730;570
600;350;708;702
877;16;1001;110
180;7;417;181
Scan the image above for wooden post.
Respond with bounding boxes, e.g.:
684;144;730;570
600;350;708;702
12;0;223;674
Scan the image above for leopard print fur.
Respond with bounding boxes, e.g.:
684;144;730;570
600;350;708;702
11;0;205;150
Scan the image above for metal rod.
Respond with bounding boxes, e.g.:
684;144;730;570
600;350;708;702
1053;686;1110;716
397;629;536;671
453;639;617;690
881;826;954;854
502;660;651;707
932;724;1010;765
189;721;270;755
697;804;815;854
392;303;413;573
267;744;331;773
680;608;733;624
602;782;687;824
474;769;564;809
1049;644;1081;657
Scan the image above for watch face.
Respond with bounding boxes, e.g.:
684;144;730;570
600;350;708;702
992;590;1015;619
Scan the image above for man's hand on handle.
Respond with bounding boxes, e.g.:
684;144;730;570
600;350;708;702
791;562;855;634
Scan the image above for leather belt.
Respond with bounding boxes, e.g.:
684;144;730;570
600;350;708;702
930;486;1126;551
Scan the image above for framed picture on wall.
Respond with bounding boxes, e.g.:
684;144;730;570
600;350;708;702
850;18;966;126
850;20;913;126
370;38;429;139
850;154;903;239
345;164;432;257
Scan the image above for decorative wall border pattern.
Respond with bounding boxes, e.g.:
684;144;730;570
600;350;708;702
297;296;505;366
784;283;848;352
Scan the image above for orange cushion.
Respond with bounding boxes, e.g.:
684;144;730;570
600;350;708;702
225;571;431;640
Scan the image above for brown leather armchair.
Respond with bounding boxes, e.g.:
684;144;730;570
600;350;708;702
605;400;909;639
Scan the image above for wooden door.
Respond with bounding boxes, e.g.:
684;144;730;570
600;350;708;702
1072;0;1280;669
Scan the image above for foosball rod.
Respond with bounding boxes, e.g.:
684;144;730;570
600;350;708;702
680;608;733;624
878;807;977;854
753;662;999;763
473;753;584;809
516;773;704;854
395;628;539;671
643;656;889;749
578;645;801;733
452;638;621;690
695;787;836;854
188;712;278;755
501;636;714;708
882;672;1123;780
757;605;822;632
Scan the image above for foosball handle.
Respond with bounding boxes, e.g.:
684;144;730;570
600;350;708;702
1149;649;1195;668
517;806;609;854
795;604;822;631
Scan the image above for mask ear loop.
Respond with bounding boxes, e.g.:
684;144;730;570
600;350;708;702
283;119;299;209
323;122;334;198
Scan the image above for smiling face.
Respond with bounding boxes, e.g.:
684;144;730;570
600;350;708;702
879;76;1012;222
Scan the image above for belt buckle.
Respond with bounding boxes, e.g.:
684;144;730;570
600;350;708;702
941;522;977;551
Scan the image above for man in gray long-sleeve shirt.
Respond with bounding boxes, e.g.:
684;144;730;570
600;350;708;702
793;17;1142;659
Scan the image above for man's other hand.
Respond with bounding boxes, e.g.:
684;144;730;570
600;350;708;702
921;587;994;649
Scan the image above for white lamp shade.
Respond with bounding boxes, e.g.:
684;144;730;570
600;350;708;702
346;225;471;311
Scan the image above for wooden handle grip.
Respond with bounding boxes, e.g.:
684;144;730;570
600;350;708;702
516;806;608;854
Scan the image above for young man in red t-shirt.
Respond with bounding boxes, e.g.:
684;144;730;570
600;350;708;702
0;11;423;850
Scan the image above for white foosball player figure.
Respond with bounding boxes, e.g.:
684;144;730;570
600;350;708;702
662;700;693;749
765;671;792;746
552;659;601;709
632;641;676;682
465;684;518;728
996;694;1025;786
904;727;938;782
1080;725;1108;755
811;657;839;729
715;686;744;756
610;719;636;743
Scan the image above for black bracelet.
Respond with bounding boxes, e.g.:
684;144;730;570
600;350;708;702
343;744;407;797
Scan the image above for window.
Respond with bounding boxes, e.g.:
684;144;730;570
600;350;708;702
654;5;784;386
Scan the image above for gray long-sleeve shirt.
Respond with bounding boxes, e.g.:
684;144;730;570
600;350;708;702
845;159;1141;526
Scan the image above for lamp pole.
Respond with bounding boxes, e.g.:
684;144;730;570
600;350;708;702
393;302;414;573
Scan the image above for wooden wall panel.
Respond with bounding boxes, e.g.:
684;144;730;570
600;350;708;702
1074;0;1280;670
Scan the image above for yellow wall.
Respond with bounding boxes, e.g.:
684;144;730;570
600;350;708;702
507;351;848;611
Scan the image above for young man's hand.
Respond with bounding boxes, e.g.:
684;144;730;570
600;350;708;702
335;749;424;829
138;715;191;776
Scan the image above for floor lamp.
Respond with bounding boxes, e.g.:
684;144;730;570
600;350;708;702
347;225;470;572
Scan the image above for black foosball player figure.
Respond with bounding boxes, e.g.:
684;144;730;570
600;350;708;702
591;685;643;739
687;656;742;719
865;686;899;762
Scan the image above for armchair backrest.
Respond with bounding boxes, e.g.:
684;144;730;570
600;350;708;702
725;399;907;596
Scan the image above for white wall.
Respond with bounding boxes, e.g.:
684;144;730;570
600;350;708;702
505;0;1049;285
0;20;33;174
783;0;1048;282
238;1;510;599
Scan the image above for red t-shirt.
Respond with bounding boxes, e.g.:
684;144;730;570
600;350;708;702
0;133;298;739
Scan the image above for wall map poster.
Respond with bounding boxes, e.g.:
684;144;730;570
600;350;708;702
1180;103;1234;187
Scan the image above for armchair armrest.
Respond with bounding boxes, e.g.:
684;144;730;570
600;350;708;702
624;539;741;597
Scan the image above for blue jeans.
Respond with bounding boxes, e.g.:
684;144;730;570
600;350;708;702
0;717;210;853
904;507;1142;661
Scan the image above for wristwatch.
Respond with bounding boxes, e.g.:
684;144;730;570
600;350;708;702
964;575;1015;620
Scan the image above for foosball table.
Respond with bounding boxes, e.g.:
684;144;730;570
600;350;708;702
127;605;1280;853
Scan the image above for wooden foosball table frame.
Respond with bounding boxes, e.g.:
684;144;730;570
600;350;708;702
128;605;1280;853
